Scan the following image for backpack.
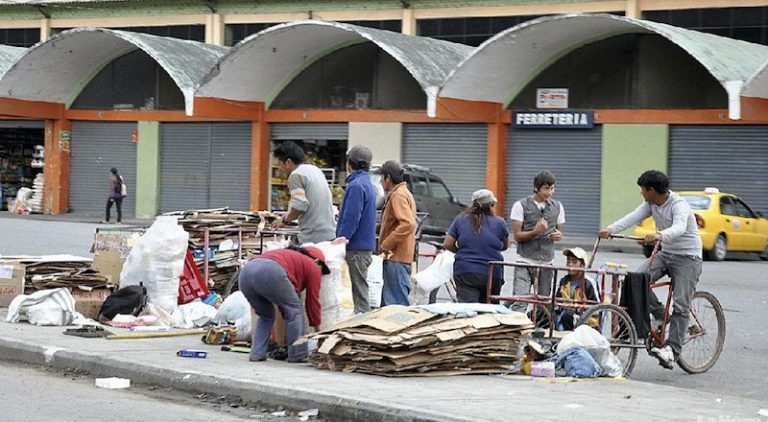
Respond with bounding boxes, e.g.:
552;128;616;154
98;283;147;322
120;176;128;197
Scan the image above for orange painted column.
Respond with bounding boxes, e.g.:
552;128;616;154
486;108;508;216
251;105;270;211
43;118;71;215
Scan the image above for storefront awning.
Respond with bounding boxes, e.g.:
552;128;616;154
439;13;768;120
197;20;473;117
0;28;228;115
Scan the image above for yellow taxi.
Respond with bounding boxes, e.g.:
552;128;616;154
634;188;768;261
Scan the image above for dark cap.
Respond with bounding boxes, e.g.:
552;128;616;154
304;246;331;275
347;145;373;166
373;160;403;178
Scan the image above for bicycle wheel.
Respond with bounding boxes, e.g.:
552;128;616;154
677;291;726;374
223;267;241;298
577;304;638;376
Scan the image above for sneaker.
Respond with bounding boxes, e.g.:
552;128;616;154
650;316;663;334
649;345;675;370
249;355;266;362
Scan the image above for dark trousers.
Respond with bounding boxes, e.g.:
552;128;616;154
106;196;123;222
454;272;503;304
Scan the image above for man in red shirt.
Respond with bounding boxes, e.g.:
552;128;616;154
238;245;330;362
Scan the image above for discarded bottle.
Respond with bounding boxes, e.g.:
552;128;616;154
177;349;208;358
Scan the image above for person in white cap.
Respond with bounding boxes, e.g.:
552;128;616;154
443;188;510;303
554;247;599;330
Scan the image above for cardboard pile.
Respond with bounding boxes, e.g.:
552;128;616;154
91;227;145;285
168;208;279;292
303;305;534;377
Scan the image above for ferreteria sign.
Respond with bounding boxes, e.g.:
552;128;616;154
513;111;594;129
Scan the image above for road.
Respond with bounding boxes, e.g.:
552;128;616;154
0;361;315;421
1;215;767;402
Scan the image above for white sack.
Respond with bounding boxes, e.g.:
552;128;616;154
214;291;252;341
557;325;623;378
367;255;384;308
6;288;79;326
414;250;455;293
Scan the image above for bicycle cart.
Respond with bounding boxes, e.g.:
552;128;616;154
486;235;725;376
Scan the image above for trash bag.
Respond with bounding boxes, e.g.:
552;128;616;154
304;241;354;329
6;288;78;326
214;291;252;341
98;284;147;321
414;250;454;293
557;325;623;377
555;348;602;378
367;255;384;308
120;216;189;314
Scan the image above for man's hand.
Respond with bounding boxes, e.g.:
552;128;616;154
270;216;283;230
597;229;612;239
534;218;549;234
548;228;562;242
644;232;661;245
332;237;348;245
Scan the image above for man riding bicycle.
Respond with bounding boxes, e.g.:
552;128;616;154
598;170;702;370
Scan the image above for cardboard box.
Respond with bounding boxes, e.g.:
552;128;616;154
0;261;25;307
70;287;113;320
91;228;143;286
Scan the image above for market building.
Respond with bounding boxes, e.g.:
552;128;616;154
0;2;765;236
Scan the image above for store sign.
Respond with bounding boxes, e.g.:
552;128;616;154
536;88;568;109
513;111;594;129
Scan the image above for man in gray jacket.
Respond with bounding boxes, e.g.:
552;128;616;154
599;170;702;370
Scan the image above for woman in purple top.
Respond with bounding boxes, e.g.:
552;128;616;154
443;189;510;303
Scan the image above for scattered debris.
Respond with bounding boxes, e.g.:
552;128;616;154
95;377;130;389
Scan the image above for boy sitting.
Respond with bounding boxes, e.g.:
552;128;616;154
556;247;599;330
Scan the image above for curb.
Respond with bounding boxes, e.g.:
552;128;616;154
0;336;480;422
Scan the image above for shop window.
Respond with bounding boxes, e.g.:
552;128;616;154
225;23;277;47
113;25;205;42
71;49;185;110
271;42;426;110
508;34;726;109
0;28;39;47
416;15;545;46
0;127;45;211
340;20;401;33
645;7;768;45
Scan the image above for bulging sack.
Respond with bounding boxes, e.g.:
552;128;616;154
414;250;455;293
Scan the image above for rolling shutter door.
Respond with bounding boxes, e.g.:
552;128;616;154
506;128;602;236
69;121;137;217
209;123;252;210
403;124;487;205
160;123;210;213
669;126;768;214
160;122;252;212
270;123;348;140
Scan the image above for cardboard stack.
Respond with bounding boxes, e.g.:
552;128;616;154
169;208;279;292
303;305;534;377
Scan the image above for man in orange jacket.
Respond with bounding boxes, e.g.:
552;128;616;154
375;160;417;306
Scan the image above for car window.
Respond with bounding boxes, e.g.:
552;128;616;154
734;198;757;219
410;175;429;196
428;177;452;202
682;195;711;210
720;197;737;216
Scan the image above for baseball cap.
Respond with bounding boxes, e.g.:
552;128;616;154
304;246;331;275
470;189;497;205
347;145;372;166
563;247;589;265
372;160;403;178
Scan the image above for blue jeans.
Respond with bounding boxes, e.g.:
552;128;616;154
238;259;307;361
381;260;411;306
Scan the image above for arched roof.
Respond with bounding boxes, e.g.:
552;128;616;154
0;28;228;115
0;45;25;78
197;20;474;117
439;13;768;120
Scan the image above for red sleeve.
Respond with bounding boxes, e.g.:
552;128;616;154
304;263;322;328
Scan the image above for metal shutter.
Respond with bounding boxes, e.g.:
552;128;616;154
403;124;487;205
506;128;602;236
160;123;211;212
209;123;252;210
69;121;137;217
669;126;768;214
270;123;348;140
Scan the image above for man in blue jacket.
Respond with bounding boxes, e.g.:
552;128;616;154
336;145;377;314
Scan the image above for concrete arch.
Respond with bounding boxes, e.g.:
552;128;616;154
0;28;228;115
197;20;473;117
439;13;768;120
0;45;25;78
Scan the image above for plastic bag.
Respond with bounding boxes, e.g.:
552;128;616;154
555;348;602;378
6;288;77;325
304;241;354;329
214;291;252;341
557;325;623;377
414;250;454;293
120;216;189;314
170;301;218;329
367;255;383;308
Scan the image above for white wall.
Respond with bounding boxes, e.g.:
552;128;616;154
348;122;402;165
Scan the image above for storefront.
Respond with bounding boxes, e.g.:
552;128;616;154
0;120;44;211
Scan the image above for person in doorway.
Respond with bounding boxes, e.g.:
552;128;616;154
598;170;702;370
375;160;416;306
104;167;124;224
335;145;377;314
271;141;335;244
238;245;330;363
509;170;565;313
443;189;509;303
555;247;599;330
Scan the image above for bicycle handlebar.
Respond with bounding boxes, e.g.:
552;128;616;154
608;234;644;241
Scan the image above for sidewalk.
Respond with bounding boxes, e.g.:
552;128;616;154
0;312;761;422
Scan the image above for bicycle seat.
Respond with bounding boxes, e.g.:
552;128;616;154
426;240;445;250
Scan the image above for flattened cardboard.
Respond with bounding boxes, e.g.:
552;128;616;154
71;287;113;320
0;261;25;307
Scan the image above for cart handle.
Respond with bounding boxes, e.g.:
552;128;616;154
608;234;644;241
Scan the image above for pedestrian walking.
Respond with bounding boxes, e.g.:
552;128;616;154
335;145;377;314
104;167;124;223
238;245;331;363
